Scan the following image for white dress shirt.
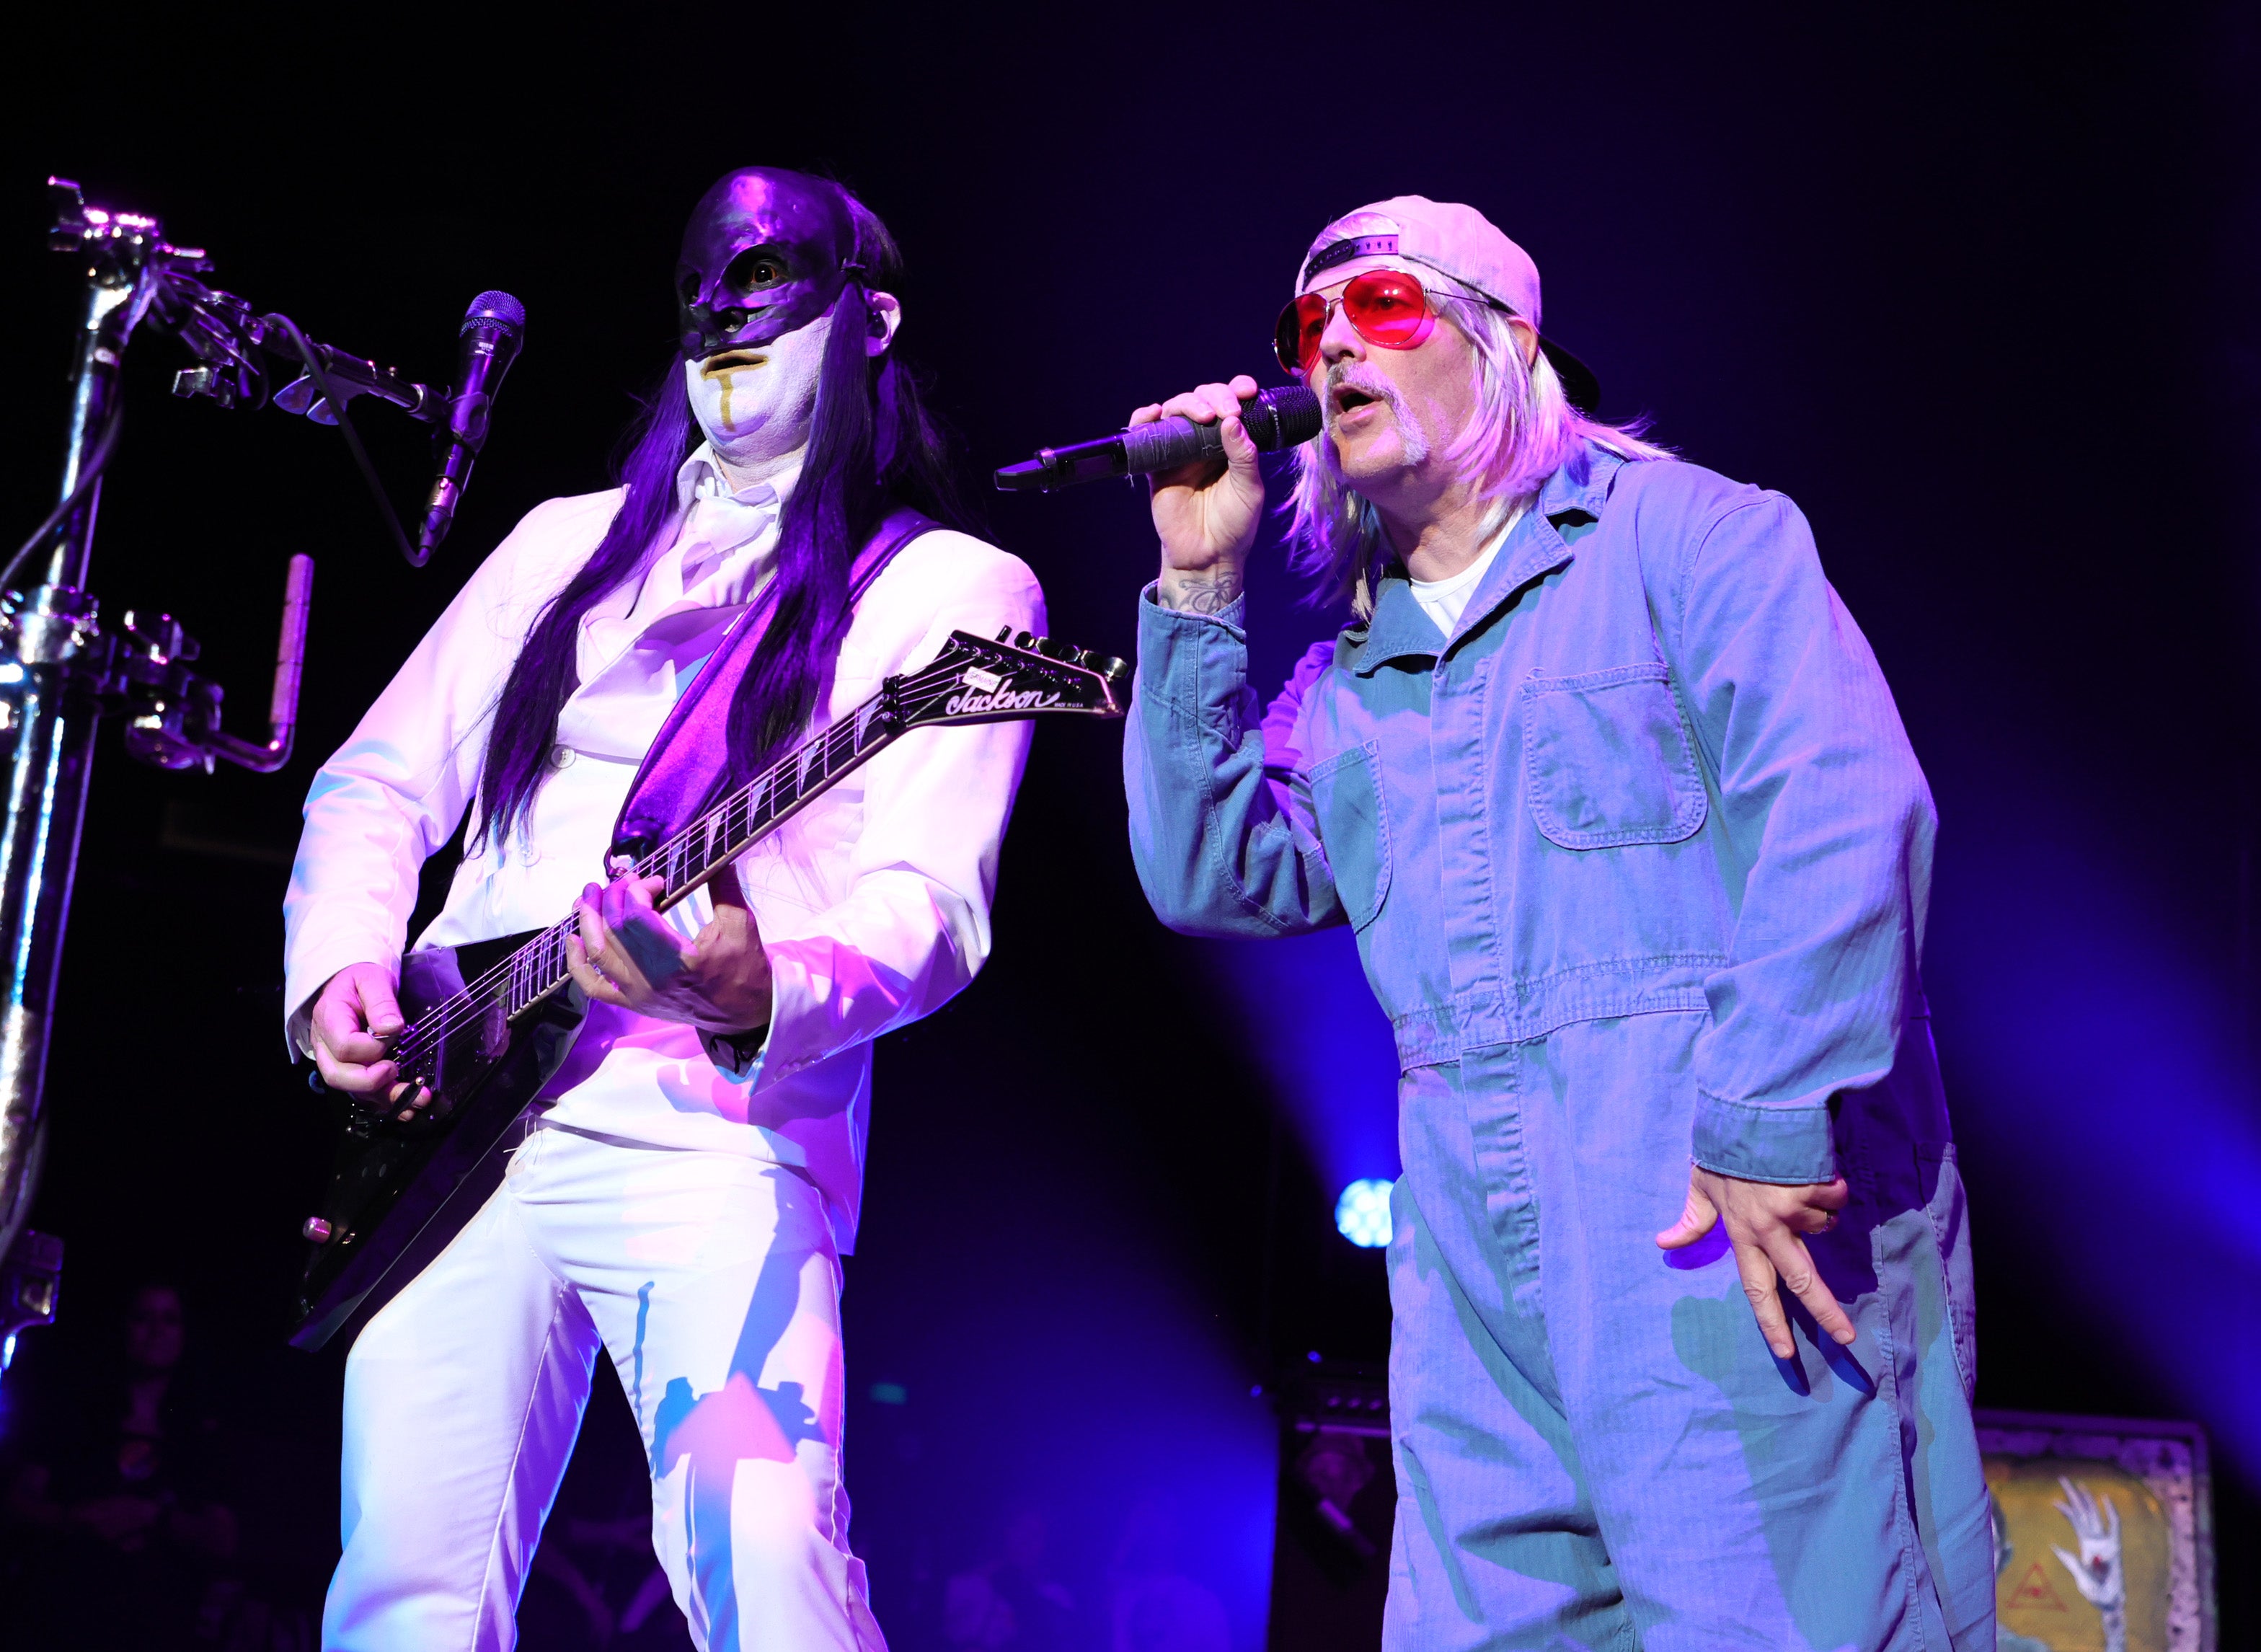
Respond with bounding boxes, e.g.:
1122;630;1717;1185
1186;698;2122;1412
284;445;1045;1249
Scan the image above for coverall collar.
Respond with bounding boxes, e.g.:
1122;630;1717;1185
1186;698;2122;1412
1348;441;1624;676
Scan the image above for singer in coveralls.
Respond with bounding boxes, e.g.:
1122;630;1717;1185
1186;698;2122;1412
1123;196;1993;1648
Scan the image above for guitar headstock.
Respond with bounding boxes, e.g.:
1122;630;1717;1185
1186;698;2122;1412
898;628;1129;728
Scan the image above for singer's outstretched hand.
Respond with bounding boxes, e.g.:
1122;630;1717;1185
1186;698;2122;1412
1134;375;1265;615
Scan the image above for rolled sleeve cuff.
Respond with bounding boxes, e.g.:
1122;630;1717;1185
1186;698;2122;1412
1138;580;1247;633
1691;1090;1837;1185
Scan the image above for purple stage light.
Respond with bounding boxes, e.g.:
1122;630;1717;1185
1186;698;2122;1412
1934;799;2261;1488
1199;929;1400;1193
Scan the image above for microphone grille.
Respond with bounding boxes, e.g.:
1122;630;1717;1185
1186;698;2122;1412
1254;384;1322;450
463;289;527;332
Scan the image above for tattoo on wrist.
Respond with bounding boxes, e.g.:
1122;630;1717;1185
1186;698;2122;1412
1159;567;1242;614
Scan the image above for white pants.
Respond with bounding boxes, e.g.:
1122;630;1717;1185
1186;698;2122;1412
322;1121;887;1652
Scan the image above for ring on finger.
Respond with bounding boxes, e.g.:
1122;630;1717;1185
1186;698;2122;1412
1818;1212;1839;1233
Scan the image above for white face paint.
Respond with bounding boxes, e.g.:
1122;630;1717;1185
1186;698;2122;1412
683;300;836;484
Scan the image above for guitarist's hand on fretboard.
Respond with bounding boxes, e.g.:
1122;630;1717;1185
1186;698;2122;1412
310;961;435;1123
566;870;775;1041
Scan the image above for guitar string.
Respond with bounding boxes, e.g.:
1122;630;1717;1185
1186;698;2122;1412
399;641;1099;1059
394;709;890;1064
426;663;934;1033
394;674;918;1062
391;650;1068;1066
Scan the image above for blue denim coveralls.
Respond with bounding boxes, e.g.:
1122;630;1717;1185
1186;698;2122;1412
1125;444;1994;1651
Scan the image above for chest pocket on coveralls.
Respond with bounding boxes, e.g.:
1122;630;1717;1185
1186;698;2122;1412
1523;662;1707;849
1306;741;1392;930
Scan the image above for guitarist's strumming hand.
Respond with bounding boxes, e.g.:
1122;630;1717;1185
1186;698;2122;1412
567;871;774;1037
309;962;433;1123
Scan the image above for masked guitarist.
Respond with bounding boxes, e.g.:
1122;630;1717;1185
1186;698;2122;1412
283;167;1041;1652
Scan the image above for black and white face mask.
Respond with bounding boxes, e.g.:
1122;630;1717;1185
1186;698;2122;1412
675;167;857;361
672;167;863;473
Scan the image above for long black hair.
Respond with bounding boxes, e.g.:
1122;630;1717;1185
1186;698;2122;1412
474;185;970;849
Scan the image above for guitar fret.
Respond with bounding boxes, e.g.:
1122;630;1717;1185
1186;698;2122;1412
469;664;989;1040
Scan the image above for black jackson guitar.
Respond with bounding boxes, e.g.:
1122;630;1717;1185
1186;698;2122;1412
291;627;1126;1349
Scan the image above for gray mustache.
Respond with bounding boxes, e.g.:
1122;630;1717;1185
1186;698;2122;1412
1323;365;1399;422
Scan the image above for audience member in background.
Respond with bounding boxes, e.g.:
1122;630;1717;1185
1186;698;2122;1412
942;1502;1081;1651
0;1284;237;1649
1107;1498;1227;1652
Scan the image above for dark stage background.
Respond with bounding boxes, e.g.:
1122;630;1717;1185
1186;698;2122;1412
2;4;2256;1647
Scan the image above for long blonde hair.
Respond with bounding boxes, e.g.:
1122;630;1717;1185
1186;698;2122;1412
1283;281;1673;618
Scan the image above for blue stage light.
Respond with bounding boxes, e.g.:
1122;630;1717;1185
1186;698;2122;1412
1335;1178;1394;1247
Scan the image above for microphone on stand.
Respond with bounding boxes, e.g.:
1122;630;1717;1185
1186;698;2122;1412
416;291;526;560
994;384;1321;492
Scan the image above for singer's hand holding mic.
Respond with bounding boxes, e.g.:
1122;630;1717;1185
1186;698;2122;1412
1137;374;1270;617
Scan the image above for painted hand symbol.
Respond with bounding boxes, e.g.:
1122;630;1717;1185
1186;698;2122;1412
2050;1475;2126;1652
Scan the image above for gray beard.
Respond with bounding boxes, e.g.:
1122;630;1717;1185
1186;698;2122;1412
1324;362;1429;469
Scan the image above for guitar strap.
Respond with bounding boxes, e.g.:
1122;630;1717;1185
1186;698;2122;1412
607;505;938;864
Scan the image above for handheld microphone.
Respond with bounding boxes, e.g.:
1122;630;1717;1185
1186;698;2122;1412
994;384;1321;492
416;291;526;560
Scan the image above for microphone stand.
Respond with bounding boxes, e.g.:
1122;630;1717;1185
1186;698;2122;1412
0;180;461;1368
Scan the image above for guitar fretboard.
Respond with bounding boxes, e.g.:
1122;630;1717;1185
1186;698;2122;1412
397;681;905;1066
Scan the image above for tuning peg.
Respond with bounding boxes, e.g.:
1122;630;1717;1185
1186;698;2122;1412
1012;630;1037;650
1077;650;1130;682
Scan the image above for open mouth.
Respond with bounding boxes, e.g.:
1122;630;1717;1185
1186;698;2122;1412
702;349;766;375
1332;384;1384;416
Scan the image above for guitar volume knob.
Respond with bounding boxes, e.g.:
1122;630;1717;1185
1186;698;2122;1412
303;1217;335;1244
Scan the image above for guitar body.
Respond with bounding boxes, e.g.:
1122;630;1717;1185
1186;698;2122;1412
286;627;1128;1355
290;932;588;1351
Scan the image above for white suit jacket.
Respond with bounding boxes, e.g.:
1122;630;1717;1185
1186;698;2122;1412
283;452;1044;1249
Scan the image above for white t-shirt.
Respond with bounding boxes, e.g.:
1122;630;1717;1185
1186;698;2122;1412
1407;506;1526;636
